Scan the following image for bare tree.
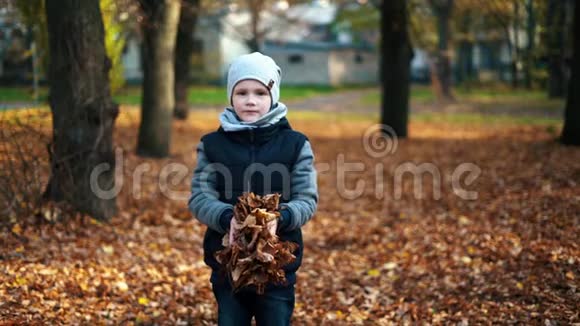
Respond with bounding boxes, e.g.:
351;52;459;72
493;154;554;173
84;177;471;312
136;0;181;157
174;0;201;120
428;0;454;101
379;0;412;138
546;0;568;98
44;0;119;220
212;0;309;52
454;6;475;85
560;0;579;146
523;0;535;89
475;0;524;88
246;0;267;51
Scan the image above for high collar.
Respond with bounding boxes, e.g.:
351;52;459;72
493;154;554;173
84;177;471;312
218;117;291;145
219;102;288;132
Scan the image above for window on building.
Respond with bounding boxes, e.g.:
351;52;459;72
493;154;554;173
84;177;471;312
288;54;303;64
354;53;364;64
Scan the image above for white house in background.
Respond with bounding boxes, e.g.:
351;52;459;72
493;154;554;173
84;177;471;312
192;0;378;85
264;41;377;85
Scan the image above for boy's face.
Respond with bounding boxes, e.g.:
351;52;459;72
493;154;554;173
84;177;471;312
232;79;271;123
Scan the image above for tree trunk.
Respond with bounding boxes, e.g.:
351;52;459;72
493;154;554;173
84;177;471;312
380;0;412;138
44;0;119;220
561;0;580;146
502;25;516;86
137;0;181;157
523;0;535;89
512;0;520;88
457;41;474;85
174;0;200;120
247;0;264;52
511;56;519;88
547;0;567;98
429;0;454;101
246;38;261;53
455;10;473;85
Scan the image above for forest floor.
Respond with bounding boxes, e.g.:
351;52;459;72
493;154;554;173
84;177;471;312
0;96;579;324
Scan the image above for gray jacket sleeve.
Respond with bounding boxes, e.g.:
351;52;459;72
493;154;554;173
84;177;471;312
281;140;318;230
188;142;233;233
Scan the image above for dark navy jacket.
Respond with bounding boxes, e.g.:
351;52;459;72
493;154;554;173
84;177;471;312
190;117;317;286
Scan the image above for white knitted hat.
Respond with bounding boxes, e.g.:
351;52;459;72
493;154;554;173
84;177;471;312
226;52;282;108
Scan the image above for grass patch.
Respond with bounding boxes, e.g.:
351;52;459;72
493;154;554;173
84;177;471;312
361;85;565;116
1;85;348;107
290;109;561;127
288;110;377;122
113;86;227;106
411;112;562;126
362;85;564;105
0;87;48;104
283;85;346;101
289;107;561;127
456;87;565;109
454;85;547;100
101;85;346;106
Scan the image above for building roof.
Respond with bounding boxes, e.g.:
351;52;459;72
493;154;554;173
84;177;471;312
264;40;374;52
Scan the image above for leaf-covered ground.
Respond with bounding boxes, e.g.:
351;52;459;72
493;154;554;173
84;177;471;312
1;107;579;324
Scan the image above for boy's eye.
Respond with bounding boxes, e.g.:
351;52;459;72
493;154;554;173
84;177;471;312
236;91;247;95
256;91;267;96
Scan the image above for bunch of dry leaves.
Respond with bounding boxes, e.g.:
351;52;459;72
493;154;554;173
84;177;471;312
215;193;298;294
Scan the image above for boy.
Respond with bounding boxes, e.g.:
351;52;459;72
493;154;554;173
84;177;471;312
188;52;318;325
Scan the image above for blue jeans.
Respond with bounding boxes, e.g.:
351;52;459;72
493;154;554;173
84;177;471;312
212;281;295;326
